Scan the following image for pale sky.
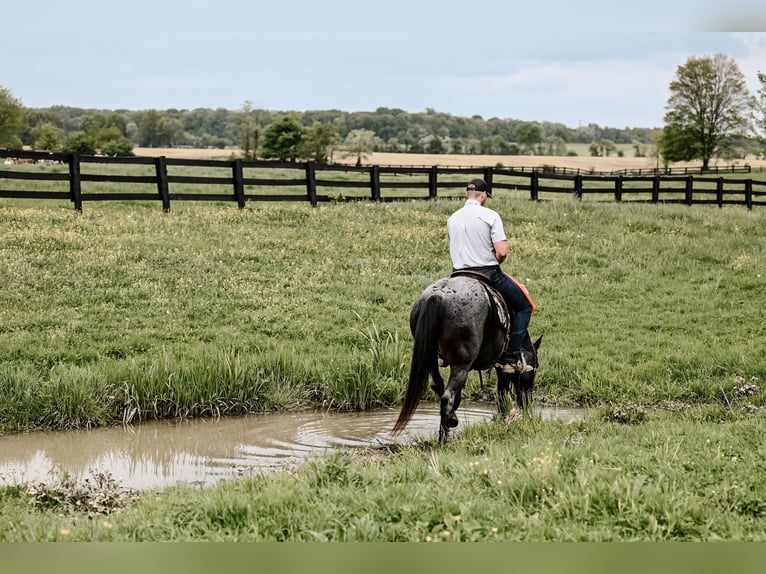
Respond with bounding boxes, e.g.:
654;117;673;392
3;1;765;128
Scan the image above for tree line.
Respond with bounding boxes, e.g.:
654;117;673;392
1;53;765;167
0;98;656;159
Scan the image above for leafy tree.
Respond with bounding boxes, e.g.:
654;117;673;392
516;122;543;154
658;124;699;163
480;135;511;155
663;53;754;170
600;139;617;157
423;135;445;154
81;113;128;137
261;114;304;162
238;100;260;160
649;128;666;169
544;136;567;156
31;123;62;150
0;86;25;149
61;114;133;155
156;116;183;146
62;131;97;154
58;112;134;155
300;122;339;163
575;124;599;145
201;134;228;149
756;71;766;158
95;126;134;156
23;109;64;146
340;129;376;165
137;110;163;147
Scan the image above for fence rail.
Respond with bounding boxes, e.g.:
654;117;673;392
2;149;765;211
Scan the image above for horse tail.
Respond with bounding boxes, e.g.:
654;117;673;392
392;295;442;435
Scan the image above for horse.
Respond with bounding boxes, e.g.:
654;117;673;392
391;275;542;442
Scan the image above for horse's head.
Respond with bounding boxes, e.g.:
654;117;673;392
511;335;543;410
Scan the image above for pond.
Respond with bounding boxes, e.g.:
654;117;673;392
0;403;586;490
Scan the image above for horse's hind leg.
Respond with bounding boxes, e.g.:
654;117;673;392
429;368;445;397
440;366;469;441
429;368;451;442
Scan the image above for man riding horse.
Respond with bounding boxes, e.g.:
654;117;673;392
446;178;535;374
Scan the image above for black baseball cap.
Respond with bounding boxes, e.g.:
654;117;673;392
467;178;491;197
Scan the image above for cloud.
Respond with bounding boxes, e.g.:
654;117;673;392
420;56;675;127
3;1;763;130
733;33;766;94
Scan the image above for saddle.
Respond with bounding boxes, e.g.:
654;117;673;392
450;269;512;334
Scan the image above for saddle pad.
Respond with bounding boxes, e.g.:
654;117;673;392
450;270;510;330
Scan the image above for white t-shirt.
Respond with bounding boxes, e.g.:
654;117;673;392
447;199;507;269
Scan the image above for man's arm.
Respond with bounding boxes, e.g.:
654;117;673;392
493;240;508;263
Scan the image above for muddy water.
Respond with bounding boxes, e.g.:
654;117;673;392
0;404;585;490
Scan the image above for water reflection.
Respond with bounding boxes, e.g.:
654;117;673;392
0;403;585;490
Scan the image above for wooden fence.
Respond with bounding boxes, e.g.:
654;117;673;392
2;149;765;212
501;164;754;177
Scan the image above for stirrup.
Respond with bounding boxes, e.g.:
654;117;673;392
498;356;533;374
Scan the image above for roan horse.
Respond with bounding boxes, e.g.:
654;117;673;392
391;275;542;441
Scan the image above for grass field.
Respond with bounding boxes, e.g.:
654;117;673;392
1;174;765;540
133;147;766;172
1;192;765;430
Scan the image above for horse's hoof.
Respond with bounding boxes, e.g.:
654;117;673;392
446;412;459;428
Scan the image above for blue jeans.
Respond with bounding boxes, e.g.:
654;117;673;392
458;265;533;363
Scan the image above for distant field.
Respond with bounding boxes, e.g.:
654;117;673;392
133;147;766;172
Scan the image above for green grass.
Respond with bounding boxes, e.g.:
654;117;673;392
1;194;765;431
2;189;766;541
1;408;764;541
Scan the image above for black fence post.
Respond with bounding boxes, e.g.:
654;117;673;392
427;166;438;199
652;176;660;203
305;161;317;207
716;177;724;208
68;152;82;213
531;171;539;201
232;159;245;208
745;180;753;210
573;174;582;200
483;167;493;192
614;175;623;202
371;165;382;201
685;175;693;206
155;156;170;212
